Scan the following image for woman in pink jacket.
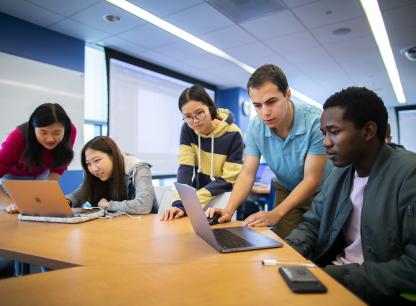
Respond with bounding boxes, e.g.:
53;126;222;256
0;103;77;213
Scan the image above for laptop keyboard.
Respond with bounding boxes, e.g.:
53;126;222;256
213;228;255;249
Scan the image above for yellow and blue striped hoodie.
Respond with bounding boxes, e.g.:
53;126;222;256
173;108;243;210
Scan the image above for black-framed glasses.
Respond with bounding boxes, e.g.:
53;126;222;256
182;110;206;125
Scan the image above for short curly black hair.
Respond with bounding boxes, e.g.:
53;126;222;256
323;87;388;142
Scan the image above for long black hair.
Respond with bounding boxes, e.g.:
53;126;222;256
19;103;74;170
80;136;127;205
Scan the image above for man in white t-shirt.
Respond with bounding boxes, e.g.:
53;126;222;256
286;87;416;305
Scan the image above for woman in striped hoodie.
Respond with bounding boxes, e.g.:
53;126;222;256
161;85;244;220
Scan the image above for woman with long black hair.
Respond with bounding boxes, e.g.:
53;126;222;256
0;103;76;213
66;136;157;214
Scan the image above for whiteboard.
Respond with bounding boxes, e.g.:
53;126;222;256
398;109;416;153
0;51;84;169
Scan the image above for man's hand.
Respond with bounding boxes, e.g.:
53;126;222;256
205;207;233;223
243;211;282;227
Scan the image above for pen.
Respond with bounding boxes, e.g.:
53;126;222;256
261;259;316;268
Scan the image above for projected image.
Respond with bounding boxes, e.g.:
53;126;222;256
109;58;215;176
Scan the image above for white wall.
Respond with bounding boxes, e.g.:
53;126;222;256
397;109;416;152
0;51;84;169
387;107;399;142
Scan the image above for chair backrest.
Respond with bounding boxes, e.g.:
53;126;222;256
204;192;231;210
154;186;177;214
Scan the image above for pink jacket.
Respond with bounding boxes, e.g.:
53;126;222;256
0;124;77;177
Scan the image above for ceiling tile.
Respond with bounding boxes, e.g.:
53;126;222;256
378;0;416;11
183;53;233;70
164;2;234;35
323;35;378;60
382;3;416;31
387;26;416;49
0;0;64;27
119;23;179;49
292;0;362;29
340;57;386;80
70;1;145;34
200;25;257;50
311;17;371;45
240;10;305;39
283;46;331;65
244;53;292;73
152;40;206;61
27;0;100;17
225;42;275;66
264;31;321;56
129;0;203;17
281;0;319;9
100;36;149;54
136;50;180;70
49;19;111;42
289;74;328;103
395;55;416;76
0;0;414;104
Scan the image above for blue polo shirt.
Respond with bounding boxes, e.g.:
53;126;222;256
245;100;332;192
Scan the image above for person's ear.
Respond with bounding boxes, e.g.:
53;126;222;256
286;88;291;100
362;121;378;141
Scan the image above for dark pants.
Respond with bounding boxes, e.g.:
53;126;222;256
271;182;312;238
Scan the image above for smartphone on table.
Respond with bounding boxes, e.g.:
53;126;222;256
279;265;327;293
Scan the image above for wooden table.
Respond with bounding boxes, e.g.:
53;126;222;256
0;213;366;305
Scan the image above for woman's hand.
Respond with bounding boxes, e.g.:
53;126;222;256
160;207;185;221
98;198;110;210
5;203;19;214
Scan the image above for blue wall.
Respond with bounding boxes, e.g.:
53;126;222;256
216;87;251;135
0;12;84;72
59;170;84;194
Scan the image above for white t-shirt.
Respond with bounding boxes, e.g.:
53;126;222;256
334;171;369;265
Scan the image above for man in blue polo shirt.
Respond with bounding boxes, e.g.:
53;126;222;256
207;64;332;238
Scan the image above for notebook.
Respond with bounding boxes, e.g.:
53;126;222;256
2;180;104;223
175;183;282;253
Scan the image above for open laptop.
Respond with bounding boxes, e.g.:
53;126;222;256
175;183;282;253
2;180;104;223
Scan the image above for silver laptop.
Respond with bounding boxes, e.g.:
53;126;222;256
175;183;282;253
3;180;104;223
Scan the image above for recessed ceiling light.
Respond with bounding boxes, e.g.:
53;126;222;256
400;46;416;61
103;14;120;22
331;27;351;36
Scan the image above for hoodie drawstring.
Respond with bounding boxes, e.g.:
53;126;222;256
196;134;215;181
197;135;202;173
210;135;215;181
